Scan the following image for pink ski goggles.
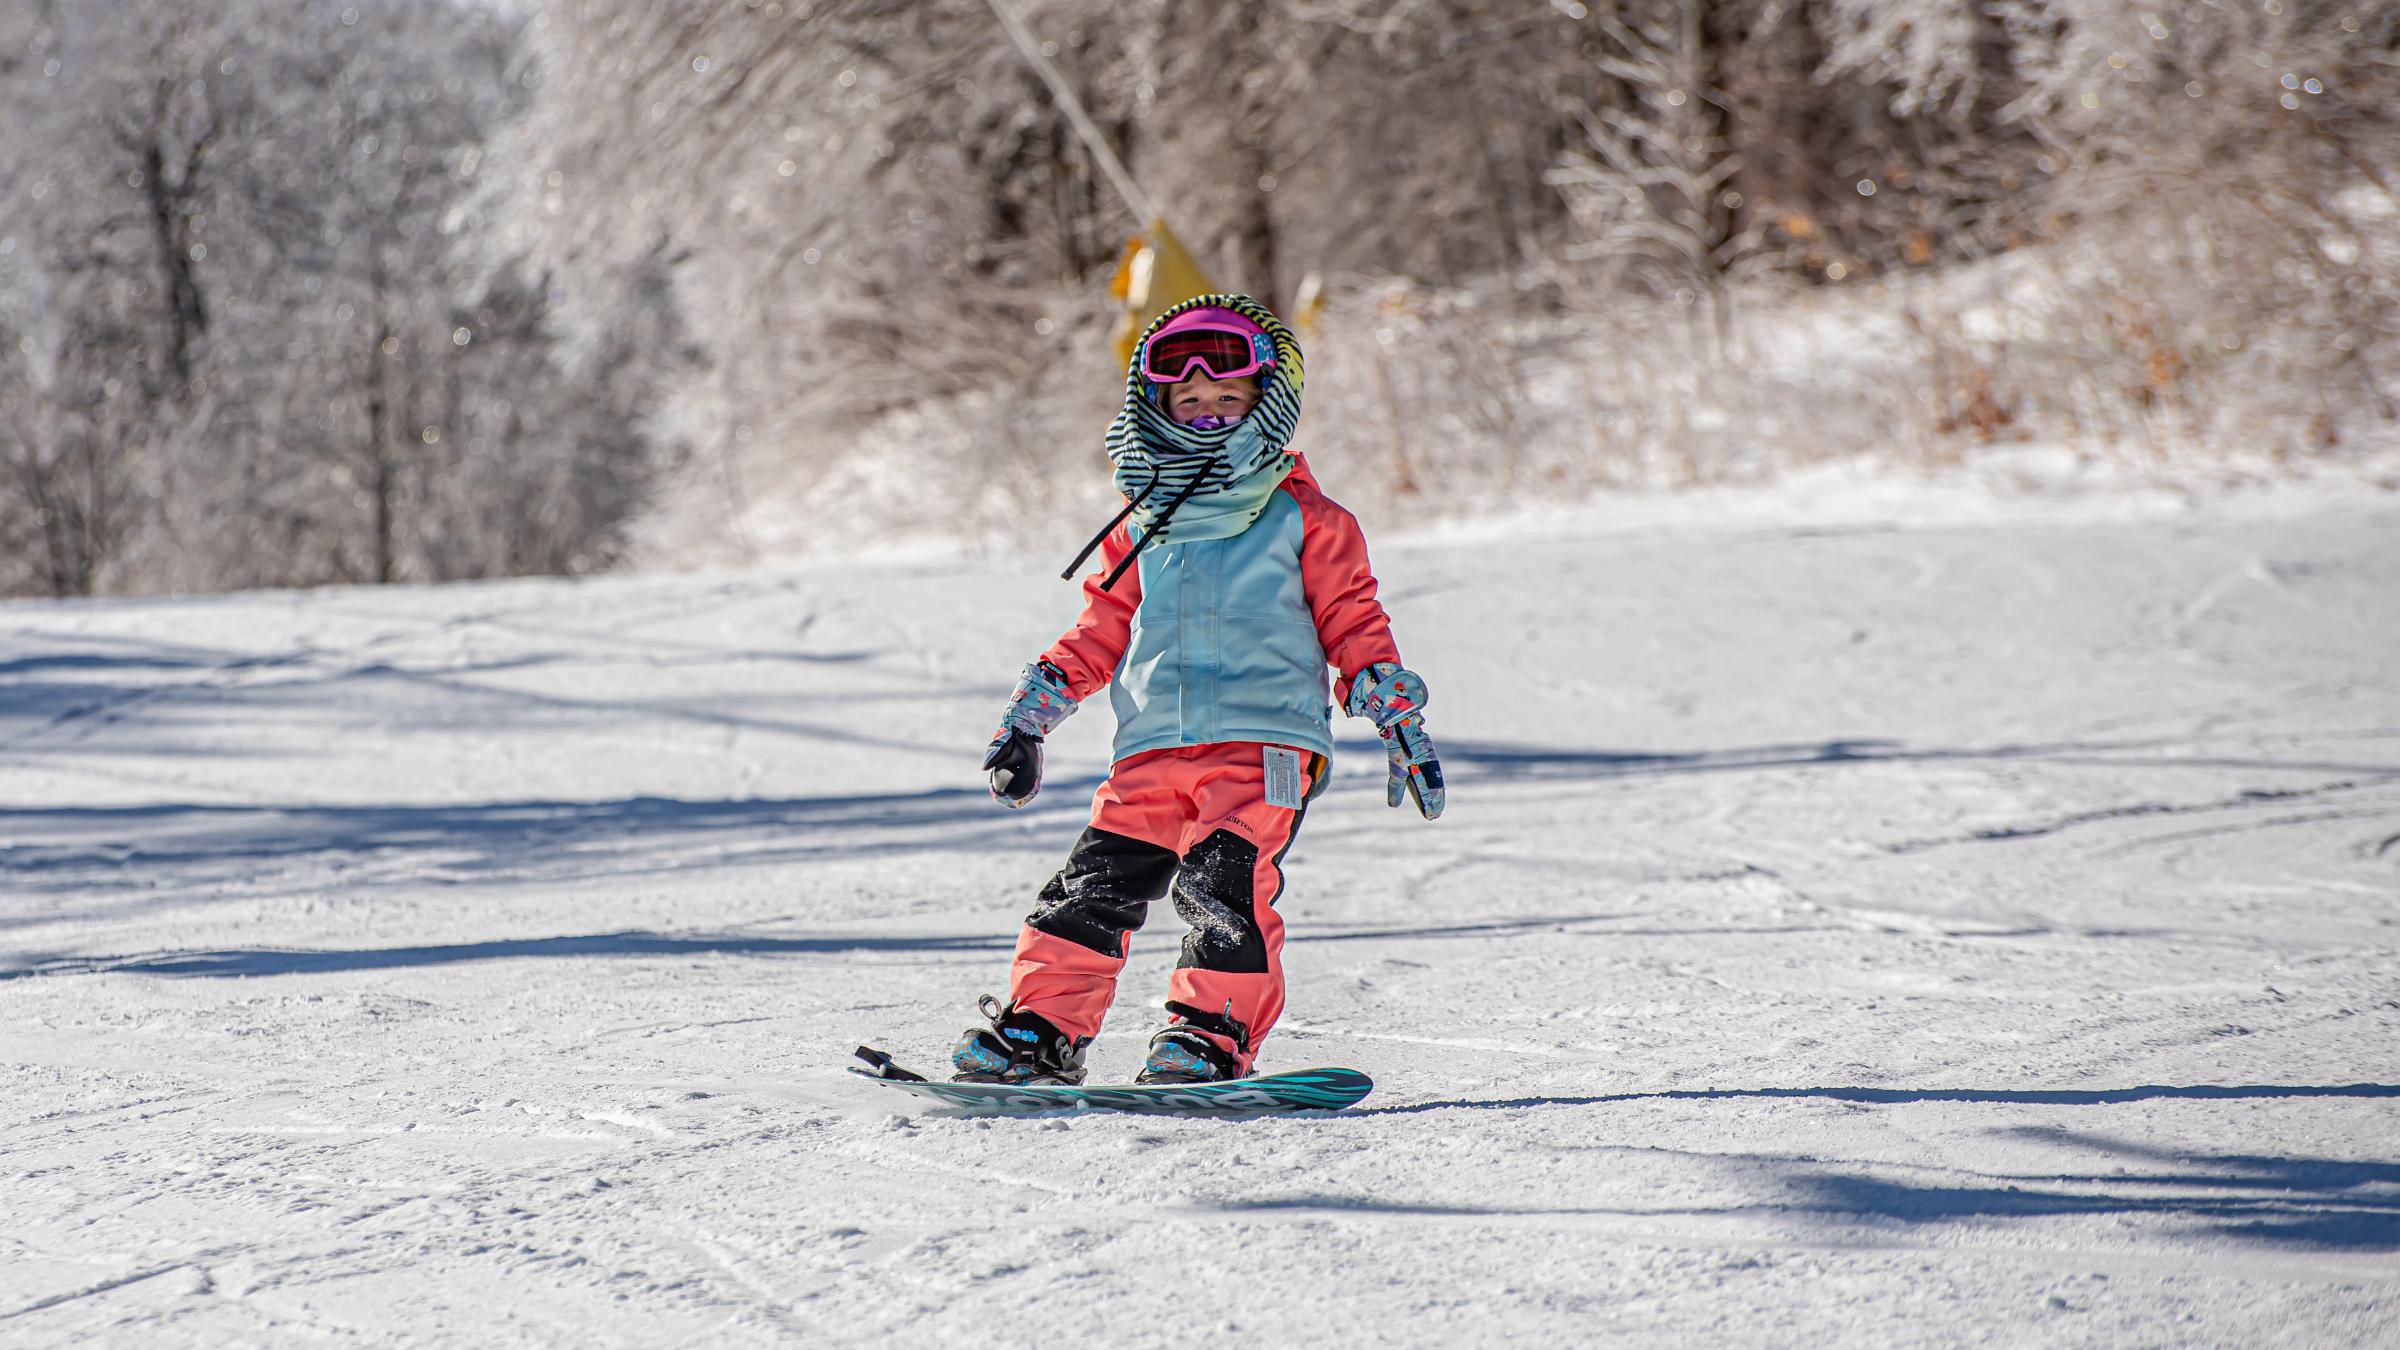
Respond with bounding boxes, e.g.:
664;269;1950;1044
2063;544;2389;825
1140;326;1278;385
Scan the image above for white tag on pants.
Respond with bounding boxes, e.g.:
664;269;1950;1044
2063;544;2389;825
1262;746;1306;809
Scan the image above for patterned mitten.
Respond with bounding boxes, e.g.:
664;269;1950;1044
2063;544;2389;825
984;661;1077;808
1345;661;1445;820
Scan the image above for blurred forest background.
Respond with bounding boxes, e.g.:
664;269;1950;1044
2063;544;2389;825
2;0;2394;598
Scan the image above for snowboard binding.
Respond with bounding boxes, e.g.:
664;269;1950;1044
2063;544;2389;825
949;995;1090;1085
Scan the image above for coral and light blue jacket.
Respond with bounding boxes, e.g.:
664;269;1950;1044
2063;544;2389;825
1040;454;1401;764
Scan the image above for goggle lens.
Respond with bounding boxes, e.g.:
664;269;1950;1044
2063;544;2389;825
1142;328;1272;384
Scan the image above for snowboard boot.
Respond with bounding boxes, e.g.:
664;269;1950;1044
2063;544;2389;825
951;995;1090;1085
1135;1005;1250;1085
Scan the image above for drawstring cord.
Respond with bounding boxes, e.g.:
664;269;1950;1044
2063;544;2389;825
1057;466;1158;581
1097;468;1212;593
1057;459;1220;594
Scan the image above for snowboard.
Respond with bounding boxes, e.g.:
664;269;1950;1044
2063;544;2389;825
851;1046;1373;1116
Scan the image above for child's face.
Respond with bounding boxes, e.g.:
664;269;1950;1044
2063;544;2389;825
1166;374;1261;426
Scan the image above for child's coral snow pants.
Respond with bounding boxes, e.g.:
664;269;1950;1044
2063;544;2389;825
1007;742;1322;1070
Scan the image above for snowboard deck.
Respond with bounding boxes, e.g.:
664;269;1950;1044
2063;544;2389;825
851;1046;1372;1116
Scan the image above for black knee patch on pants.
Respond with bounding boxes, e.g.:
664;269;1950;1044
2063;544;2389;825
1169;829;1269;973
1027;827;1178;957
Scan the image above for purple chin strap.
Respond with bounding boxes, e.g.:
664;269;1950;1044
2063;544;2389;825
1185;414;1236;431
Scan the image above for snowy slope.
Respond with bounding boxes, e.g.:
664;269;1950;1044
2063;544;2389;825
3;497;2397;1347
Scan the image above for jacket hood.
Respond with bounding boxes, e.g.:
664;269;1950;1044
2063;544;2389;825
1063;295;1307;592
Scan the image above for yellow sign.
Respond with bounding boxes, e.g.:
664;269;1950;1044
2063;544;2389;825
1110;220;1216;370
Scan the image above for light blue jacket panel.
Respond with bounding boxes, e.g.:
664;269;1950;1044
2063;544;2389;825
1108;491;1333;761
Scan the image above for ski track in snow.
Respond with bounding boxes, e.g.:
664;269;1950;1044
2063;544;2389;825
2;508;2398;1346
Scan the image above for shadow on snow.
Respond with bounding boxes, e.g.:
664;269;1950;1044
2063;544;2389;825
1789;1124;2400;1250
3;928;1013;979
0;782;1108;904
1423;736;2400;785
0;913;1681;980
1228;1118;2400;1251
16;725;2391;895
1360;1082;2400;1115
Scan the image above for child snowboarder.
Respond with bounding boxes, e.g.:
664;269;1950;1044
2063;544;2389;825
955;293;1444;1086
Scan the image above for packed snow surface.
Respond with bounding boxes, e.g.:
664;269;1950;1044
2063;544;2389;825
4;494;2397;1346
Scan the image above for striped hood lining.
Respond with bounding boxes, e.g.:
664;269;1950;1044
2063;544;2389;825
1058;294;1307;591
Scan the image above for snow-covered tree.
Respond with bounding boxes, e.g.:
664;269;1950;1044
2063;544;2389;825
0;0;680;598
6;0;2391;591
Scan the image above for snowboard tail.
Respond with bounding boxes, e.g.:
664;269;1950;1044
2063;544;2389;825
851;1046;1372;1116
